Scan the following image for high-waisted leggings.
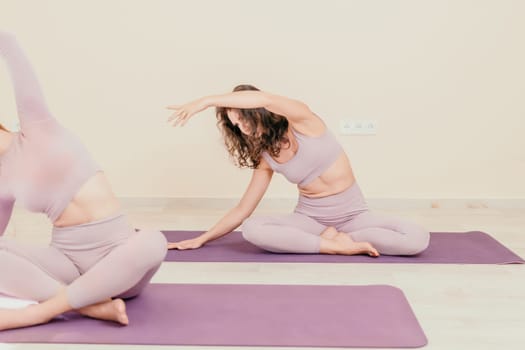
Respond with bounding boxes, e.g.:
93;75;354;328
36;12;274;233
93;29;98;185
242;183;430;255
0;213;167;309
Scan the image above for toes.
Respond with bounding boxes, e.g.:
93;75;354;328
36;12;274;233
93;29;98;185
120;315;129;326
369;249;380;257
113;299;129;325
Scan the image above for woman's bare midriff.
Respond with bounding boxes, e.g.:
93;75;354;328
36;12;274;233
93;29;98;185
298;153;356;198
53;172;121;228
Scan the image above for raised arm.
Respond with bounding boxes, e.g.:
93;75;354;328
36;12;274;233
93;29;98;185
0;32;53;128
168;163;274;250
0;196;15;236
204;91;313;122
168;90;320;129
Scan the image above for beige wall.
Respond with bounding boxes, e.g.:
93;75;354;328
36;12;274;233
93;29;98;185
1;0;523;200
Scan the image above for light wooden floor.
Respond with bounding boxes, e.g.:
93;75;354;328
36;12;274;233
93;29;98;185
1;202;524;350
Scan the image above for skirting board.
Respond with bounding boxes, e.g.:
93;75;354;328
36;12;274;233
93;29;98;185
119;197;525;210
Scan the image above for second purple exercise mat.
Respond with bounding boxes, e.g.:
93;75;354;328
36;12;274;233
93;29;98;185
163;231;524;264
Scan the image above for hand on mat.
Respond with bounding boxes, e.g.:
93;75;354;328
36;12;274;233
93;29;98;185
168;237;205;250
167;98;207;127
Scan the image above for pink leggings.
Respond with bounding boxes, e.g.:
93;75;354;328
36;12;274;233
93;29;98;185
0;213;167;309
242;183;430;255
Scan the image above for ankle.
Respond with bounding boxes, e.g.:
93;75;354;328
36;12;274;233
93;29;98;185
319;238;341;254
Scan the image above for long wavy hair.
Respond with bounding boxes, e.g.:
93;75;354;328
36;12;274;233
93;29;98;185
216;85;290;169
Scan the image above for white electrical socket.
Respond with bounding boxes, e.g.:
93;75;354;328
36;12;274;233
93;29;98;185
339;120;377;135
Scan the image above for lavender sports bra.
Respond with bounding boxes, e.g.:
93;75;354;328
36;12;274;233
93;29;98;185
262;127;343;186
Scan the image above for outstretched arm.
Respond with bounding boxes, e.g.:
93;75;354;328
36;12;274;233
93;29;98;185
0;32;53;128
167;90;320;128
0;196;15;236
168;163;274;250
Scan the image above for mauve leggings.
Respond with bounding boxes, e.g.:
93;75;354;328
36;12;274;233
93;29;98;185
0;213;167;309
242;183;430;255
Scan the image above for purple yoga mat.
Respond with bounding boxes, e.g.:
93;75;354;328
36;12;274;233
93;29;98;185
164;231;524;264
0;284;427;348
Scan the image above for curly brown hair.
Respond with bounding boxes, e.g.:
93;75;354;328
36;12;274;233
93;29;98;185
216;85;290;169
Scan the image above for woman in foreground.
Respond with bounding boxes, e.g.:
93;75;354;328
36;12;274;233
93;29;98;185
0;32;167;331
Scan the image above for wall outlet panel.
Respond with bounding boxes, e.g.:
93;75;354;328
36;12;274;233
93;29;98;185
339;120;378;135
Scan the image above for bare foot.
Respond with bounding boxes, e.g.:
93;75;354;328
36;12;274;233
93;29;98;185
332;233;380;257
77;299;129;325
320;226;338;240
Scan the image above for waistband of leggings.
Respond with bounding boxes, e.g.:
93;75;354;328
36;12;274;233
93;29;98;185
51;211;132;244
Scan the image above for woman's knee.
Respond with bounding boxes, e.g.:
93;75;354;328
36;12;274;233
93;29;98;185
134;230;168;267
405;227;430;255
241;217;267;245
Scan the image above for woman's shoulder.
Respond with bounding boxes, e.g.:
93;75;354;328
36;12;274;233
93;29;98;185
290;112;326;137
257;155;274;170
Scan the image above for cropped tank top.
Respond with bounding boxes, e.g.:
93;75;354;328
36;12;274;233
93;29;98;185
261;127;343;187
0;32;100;234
